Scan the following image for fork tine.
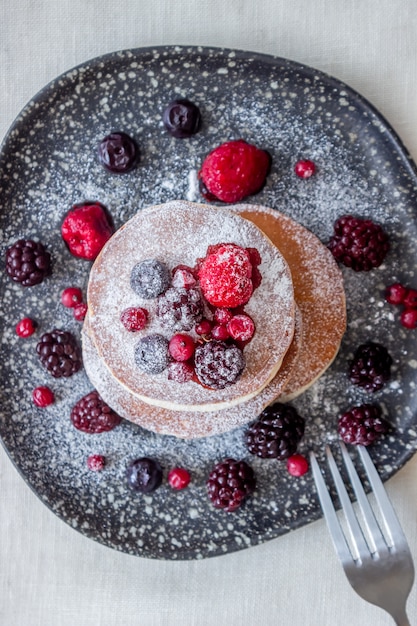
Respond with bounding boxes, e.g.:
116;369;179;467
309;450;352;564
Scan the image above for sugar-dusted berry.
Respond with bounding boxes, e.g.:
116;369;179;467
73;302;88;322
120;307;149;332
168;333;195;361
87;454;106;471
167;361;194;383
338;403;389;445
385;283;408;305
61;202;114;261
328;215;389;271
70;390;121;433
294;159;316;178
227;313;255;342
400;308;417;329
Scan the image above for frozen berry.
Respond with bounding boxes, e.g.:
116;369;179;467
400;308;417;329
328;215;390;271
162;99;201;138
167;361;194;383
198;243;255;308
70;390;121;433
126;458;163;493
207;458;256;512
214;308;233;325
61;202;114;261
403;289;417;308
6;239;52;286
287;454;309;476
130;259;170;299
134;334;171;374
36;329;82;378
168;333;195;361
338;403;389;445
199;139;271;203
15;317;37;338
61;287;83;308
168;467;191;489
32;386;55;407
195;319;212;336
172;265;197;289
120;307;148;331
211;324;230;340
194;340;245;389
294;159;316;178
385;283;408;305
87;454;105;471
156;286;203;331
246;403;305;459
98;132;139;173
227;314;255;342
349;342;392;392
73;302;88;321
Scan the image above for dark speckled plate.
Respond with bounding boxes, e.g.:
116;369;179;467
1;46;417;560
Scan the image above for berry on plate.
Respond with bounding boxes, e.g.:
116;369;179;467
120;307;149;332
61;202;114;261
70;390;121;433
328;214;389;271
198;139;271;203
36;329;82;378
287;454;309;477
98;132;139;173
294;159;316;178
349;342;392;392
338;403;389;445
162;99;201;138
6;239;52;286
168;467;191;490
32;386;55;407
246;403;305;459
126;458;163;493
16;317;37;338
87;454;106;471
207;458;256;512
194;340;245;389
61;287;83;308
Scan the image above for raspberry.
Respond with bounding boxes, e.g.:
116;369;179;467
385;283;408;305
5;239;52;286
167;361;194;383
171;265;197;289
61;287;83;308
198;243;255;308
120;307;148;331
168;467;191;490
126;458;163;493
134;334;171;374
32;386;55;407
168;333;195;361
349;342;392;392
198;139;271;203
403;289;417;308
130;259;170;299
194;340;245;389
294;159;316;178
328;215;390;271
287;454;309;477
338;403;389;445
227;314;255;342
207;458;256;512
87;454;106;471
98;132;139;173
400;308;417;329
36;329;82;378
61;202;114;261
73;302;88;321
162;99;201;138
70;390;121;433
246;403;305;459
15;317;37;338
156;286;203;332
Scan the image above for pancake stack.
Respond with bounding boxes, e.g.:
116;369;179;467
83;199;346;438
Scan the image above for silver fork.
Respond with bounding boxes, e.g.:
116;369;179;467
310;442;415;625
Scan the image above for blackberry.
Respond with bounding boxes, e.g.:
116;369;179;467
71;390;121;433
130;259;170;299
162;99;201;138
207;458;256;512
98;131;139;173
36;329;82;378
134;334;171;374
338;403;389;446
194;340;245;389
246;402;305;459
5;239;52;286
156;286;203;332
126;458;163;493
328;215;389;271
349;342;393;392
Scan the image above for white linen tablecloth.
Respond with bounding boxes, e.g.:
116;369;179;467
1;1;416;624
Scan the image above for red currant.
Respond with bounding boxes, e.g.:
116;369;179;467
195;319;212;336
73;302;88;321
403;288;417;308
287;454;309;477
211;324;230;340
61;287;83;308
32;386;55;407
169;334;195;361
87;454;106;471
385;283;408;305
294;159;316;178
168;467;191;490
120;307;148;331
227;314;255;342
214;308;233;325
400;308;417;329
15;317;37;338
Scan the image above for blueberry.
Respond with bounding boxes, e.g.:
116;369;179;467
162;99;201;138
130;259;170;299
134;334;171;374
126;458;163;493
98;132;139;173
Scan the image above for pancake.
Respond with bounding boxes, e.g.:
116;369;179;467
82;306;302;438
87;201;295;412
234;204;346;399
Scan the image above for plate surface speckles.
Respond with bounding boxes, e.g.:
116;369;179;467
1;46;417;560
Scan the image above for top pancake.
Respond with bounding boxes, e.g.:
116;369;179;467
87;200;295;411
